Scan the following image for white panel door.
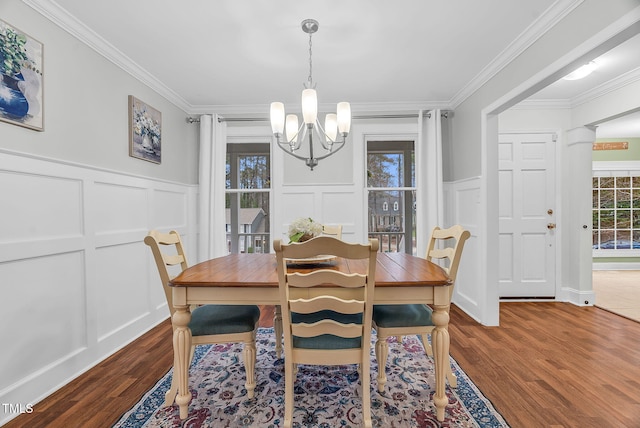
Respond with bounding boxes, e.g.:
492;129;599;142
499;133;556;298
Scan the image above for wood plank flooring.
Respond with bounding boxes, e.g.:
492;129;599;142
4;303;640;427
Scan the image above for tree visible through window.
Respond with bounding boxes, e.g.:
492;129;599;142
226;143;270;254
592;176;640;250
367;140;416;254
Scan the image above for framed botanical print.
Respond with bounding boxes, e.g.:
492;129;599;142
0;19;44;131
128;95;161;164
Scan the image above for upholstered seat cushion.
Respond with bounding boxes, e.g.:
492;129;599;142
291;310;362;349
189;304;260;336
372;304;433;328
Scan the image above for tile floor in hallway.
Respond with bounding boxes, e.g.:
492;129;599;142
592;270;640;323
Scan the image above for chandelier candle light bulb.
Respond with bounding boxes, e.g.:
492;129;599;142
269;18;351;170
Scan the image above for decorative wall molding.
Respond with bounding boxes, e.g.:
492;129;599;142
0;150;197;426
444;177;482;323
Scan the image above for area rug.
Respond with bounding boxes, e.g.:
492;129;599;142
113;328;509;427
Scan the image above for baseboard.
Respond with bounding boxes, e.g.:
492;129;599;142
592;262;640;270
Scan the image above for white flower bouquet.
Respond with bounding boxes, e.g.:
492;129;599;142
288;217;323;243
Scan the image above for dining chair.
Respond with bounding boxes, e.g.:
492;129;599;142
274;236;379;428
321;224;343;239
372;225;470;392
144;230;260;406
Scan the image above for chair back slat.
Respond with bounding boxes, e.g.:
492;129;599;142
290;296;364;314
288;271;367;288
292;321;363;338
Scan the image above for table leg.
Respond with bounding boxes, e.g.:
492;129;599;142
274;305;283;358
172;305;192;420
431;304;449;422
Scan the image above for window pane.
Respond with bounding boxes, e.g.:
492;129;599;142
368;190;416;253
599;189;614;208
600;177;615;188
616;176;630;188
616;188;631;208
600;210;614;229
617;230;631;249
633;177;640;188
617;209;631;229
368;153;403;187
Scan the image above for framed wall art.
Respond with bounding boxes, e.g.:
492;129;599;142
128;95;161;164
0;19;44;131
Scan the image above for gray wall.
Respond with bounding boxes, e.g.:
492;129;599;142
0;0;199;184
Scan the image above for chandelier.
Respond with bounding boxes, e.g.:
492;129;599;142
270;19;351;170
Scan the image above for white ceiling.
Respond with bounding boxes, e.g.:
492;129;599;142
28;0;640;135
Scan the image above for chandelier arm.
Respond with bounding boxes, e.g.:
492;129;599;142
312;136;348;161
274;136;311;162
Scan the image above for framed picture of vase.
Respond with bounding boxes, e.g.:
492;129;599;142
0;19;44;131
128;95;162;164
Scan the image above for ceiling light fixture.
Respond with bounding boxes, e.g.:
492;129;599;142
270;19;350;170
562;61;597;81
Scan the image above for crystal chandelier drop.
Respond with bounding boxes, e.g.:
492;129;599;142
270;19;351;170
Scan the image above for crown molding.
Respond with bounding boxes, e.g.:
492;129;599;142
23;0;193;112
511;99;572;109
448;0;584;108
570;66;640;107
189;101;452;116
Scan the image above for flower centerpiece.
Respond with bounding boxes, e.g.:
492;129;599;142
288;217;323;243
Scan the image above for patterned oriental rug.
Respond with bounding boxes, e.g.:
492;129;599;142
113;328;509;428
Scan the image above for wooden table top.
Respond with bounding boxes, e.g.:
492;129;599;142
169;252;451;288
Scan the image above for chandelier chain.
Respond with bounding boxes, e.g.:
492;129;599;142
307;31;313;88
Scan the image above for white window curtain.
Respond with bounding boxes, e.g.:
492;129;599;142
416;109;444;257
198;114;227;262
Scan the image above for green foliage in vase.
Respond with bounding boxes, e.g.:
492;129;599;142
0;26;31;78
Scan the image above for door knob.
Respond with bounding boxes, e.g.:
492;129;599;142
547;223;556;230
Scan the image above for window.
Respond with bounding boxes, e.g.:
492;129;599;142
226;143;270;254
367;140;416;254
592;175;640;252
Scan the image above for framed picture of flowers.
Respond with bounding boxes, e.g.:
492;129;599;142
0;19;44;131
128;95;161;164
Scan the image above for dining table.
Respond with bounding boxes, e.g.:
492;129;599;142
168;252;452;421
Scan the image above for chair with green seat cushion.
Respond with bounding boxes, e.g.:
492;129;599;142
373;225;470;392
274;236;378;428
144;230;260;407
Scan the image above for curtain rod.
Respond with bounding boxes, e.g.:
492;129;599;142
186;111;450;124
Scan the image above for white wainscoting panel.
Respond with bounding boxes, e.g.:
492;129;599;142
444;177;482;323
0;150;196;425
275;185;361;243
95;243;150;342
0;171;83;243
93;182;148;235
0;251;86;390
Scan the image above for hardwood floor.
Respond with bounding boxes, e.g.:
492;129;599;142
4;303;640;427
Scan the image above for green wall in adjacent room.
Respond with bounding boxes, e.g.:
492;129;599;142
592;137;640;161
